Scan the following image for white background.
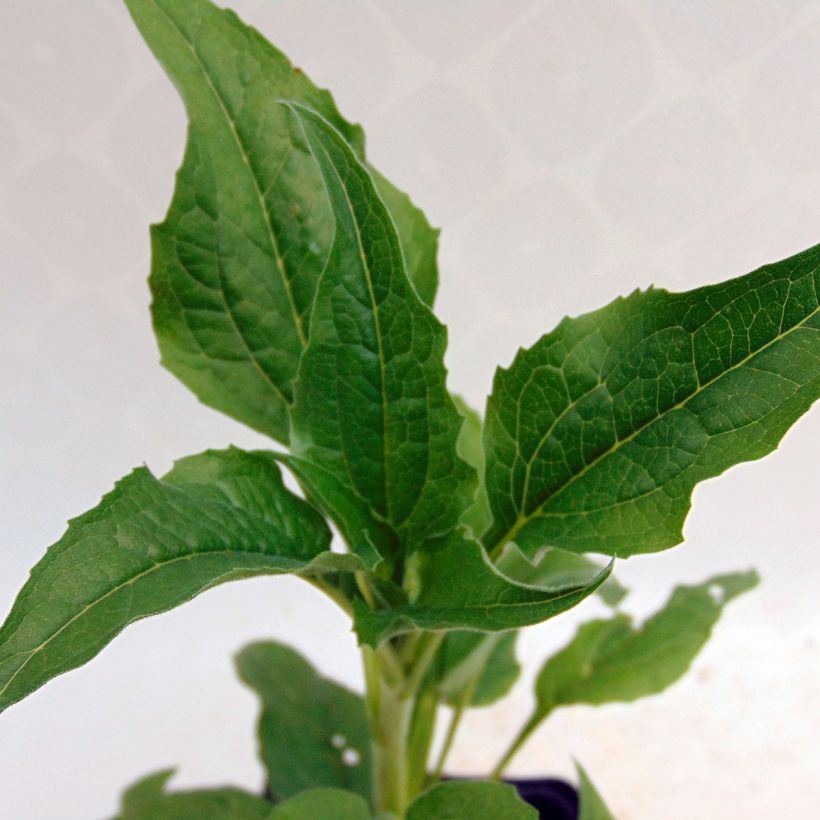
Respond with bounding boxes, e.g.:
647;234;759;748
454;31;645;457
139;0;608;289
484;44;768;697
1;1;819;818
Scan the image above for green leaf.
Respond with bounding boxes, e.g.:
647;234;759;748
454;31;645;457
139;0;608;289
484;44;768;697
453;396;493;540
235;641;372;802
0;448;366;713
117;770;273;819
499;546;628;608
576;763;616;820
269;788;372;820
532;571;758;719
430;631;520;708
125;0;439;443
354;532;611;646
407;781;537;820
285;102;475;554
484;245;820;557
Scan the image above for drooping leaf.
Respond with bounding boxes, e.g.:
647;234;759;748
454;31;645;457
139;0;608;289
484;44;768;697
531;571;758;720
576;763;617;820
125;0;439;443
499;545;628;608
116;770;273;820
269;788;372;820
0;448;366;713
235;641;372;802
285;103;475;554
431;631;521;707
354;532;610;646
453;396;493;540
484;245;820;557
406;781;537;820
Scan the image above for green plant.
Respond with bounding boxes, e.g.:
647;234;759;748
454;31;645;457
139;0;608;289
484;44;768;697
2;0;818;817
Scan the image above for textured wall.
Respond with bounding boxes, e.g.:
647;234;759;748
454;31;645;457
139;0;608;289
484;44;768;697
1;1;818;818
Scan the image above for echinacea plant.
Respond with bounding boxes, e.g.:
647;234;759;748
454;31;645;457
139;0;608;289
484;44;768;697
2;1;818;818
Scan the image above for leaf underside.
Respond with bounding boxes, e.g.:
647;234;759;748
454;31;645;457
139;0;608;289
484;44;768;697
484;244;820;557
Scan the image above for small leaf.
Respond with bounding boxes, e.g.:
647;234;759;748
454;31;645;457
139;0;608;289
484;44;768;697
407;781;537;820
125;0;439;442
117;769;272;819
532;571;758;718
576;763;616;820
354;532;610;645
0;448;365;713
453;396;493;540
269;788;372;820
286;103;475;554
236;641;372;801
484;245;820;557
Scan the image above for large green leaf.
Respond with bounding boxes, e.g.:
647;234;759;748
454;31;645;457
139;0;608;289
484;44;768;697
269;788;371;820
0;448;365;713
235;641;372;802
354;532;610;646
286;103;474;555
531;571;757;719
576;763;616;820
125;0;438;443
484;245;820;557
406;781;537;820
116;770;273;820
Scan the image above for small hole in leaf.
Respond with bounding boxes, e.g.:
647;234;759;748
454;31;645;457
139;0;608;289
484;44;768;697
342;747;361;767
708;584;724;604
331;734;347;749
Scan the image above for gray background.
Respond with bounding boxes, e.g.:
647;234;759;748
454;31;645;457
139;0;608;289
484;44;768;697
1;1;818;817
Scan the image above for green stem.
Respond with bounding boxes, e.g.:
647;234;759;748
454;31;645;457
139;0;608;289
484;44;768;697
430;664;482;783
489;714;541;780
401;632;444;698
406;687;439;799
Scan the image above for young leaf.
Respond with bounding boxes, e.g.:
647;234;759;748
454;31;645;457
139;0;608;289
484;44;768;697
286;103;475;553
484;245;820;557
235;641;372;802
354;532;611;646
116;770;273;820
269;788;372;820
453;396;493;540
406;781;537;820
125;0;439;443
532;571;758;718
0;448;366;714
576;763;616;820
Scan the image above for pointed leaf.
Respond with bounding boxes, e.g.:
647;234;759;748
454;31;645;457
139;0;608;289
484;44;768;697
286;103;474;552
407;781;537;820
484;245;820;556
236;641;371;801
125;0;439;442
117;770;273;820
269;788;371;820
576;763;616;820
532;571;758;719
0;448;364;713
354;532;611;646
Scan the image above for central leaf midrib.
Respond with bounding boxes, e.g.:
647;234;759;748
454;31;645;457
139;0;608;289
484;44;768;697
492;299;819;551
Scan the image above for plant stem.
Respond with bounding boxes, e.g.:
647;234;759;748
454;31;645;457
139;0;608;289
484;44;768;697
406;687;438;798
489;714;541;780
401;632;444;698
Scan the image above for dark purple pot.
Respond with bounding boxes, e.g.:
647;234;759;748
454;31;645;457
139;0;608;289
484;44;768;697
507;777;578;819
